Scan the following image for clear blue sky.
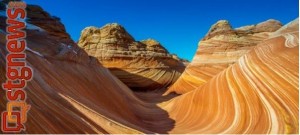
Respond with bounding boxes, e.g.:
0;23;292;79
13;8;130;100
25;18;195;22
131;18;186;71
24;0;298;61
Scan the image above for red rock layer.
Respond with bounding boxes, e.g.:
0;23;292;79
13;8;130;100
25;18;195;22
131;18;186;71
161;19;299;134
0;2;298;134
167;19;283;94
0;4;173;134
78;24;186;91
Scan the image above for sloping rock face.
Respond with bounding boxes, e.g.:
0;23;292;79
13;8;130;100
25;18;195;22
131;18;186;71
166;19;283;94
0;4;174;134
0;1;298;134
0;4;90;63
25;5;92;63
161;19;299;134
26;5;73;45
78;24;186;91
236;19;283;33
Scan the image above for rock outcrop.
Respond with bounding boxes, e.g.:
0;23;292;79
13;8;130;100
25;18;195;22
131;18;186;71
166;19;283;94
78;23;186;90
161;19;299;134
0;4;90;63
0;1;298;134
26;5;73;45
236;19;283;33
0;4;173;134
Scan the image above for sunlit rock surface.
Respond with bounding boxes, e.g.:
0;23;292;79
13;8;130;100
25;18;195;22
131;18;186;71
0;4;173;134
0;2;298;134
161;19;298;134
167;19;283;94
78;24;186;90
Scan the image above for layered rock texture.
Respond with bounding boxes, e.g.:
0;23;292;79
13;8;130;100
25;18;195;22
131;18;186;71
161;18;299;133
167;19;283;94
0;2;298;134
0;4;90;63
78;24;186;90
0;4;173;134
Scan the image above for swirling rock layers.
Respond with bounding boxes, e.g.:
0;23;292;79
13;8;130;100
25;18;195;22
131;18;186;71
167;19;283;94
0;4;171;134
0;2;298;134
78;24;186;90
161;18;299;134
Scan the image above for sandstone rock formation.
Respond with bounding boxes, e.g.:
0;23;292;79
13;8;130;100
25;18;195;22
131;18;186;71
0;4;90;63
78;23;186;90
236;19;283;33
166;19;283;94
0;4;172;134
0;2;298;134
160;18;299;134
26;5;73;45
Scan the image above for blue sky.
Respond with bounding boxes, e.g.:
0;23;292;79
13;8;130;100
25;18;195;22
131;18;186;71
24;0;298;61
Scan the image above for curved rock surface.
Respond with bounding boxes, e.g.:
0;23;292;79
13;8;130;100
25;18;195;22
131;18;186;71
0;4;90;63
0;4;172;134
167;19;283;94
78;24;186;90
0;2;298;134
161;19;299;134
